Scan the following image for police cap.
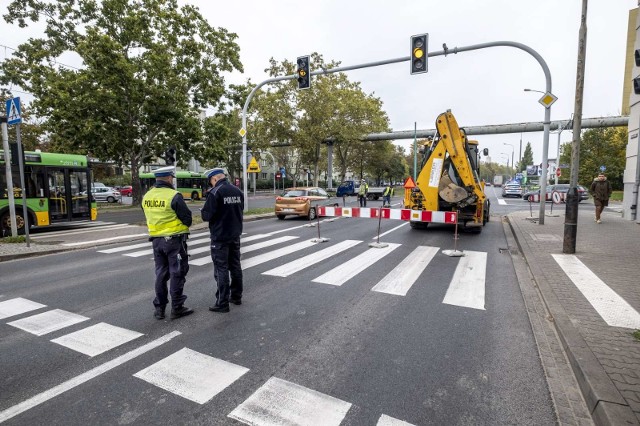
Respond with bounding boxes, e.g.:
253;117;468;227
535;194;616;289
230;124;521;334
153;166;175;177
204;167;226;179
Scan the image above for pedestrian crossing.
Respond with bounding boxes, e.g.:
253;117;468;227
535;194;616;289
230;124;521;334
0;296;416;425
96;232;490;306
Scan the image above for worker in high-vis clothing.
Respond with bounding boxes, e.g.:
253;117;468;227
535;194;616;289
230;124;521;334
358;179;369;207
382;184;394;207
142;166;194;321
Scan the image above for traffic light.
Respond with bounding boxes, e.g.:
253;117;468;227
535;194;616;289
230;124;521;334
410;34;428;75
164;147;176;166
296;55;311;90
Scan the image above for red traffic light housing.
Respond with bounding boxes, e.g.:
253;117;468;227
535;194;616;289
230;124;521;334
297;55;311;90
410;34;428;75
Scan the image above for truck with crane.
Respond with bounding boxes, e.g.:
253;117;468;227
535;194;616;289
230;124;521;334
404;110;490;232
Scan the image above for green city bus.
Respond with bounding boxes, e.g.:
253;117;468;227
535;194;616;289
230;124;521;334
139;170;208;200
0;150;97;235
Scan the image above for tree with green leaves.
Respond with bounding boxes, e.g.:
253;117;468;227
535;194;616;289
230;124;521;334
246;54;390;186
559;127;627;189
1;0;242;203
515;142;534;173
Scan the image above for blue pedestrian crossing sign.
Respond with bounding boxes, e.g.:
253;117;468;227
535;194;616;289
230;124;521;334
6;97;21;125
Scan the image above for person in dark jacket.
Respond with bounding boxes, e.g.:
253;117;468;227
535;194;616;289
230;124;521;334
589;173;612;224
201;168;244;313
142;166;194;320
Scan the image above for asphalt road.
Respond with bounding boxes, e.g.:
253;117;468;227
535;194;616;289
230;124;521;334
0;190;560;425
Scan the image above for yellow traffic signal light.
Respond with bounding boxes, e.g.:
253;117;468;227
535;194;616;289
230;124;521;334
410;34;428;75
297;55;311;90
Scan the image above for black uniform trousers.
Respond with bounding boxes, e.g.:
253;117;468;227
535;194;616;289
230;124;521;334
152;236;189;309
210;237;243;308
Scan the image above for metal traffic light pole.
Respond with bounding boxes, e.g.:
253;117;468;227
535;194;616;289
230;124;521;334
240;41;553;225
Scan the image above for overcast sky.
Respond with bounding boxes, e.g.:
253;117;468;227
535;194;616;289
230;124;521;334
3;0;637;166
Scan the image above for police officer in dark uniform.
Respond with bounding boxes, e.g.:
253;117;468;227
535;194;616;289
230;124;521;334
201;168;244;313
142;166;194;320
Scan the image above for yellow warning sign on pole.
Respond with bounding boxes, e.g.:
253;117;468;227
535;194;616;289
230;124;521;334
248;157;261;173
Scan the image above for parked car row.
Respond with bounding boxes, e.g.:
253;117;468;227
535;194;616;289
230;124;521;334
522;184;589;202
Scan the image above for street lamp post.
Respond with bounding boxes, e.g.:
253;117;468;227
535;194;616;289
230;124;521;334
504;143;514;173
500;153;510;169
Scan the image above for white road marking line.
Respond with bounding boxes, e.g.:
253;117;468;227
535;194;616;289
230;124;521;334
123;237;210;257
98;241;151;253
377;414;416;426
133;347;249;404
240;234;272;243
442;251;487;310
313;243;401;286
62;234;149;246
371;246;439;296
0;331;180;424
497;199;507;205
263;240;361;277
0;298;46;320
228;377;351;426
240;240;319;270
188;236;299;260
51;323;143;357
7;309;90;336
552;254;640;328
267;218;340;236
371;222;408;240
32;224;132;239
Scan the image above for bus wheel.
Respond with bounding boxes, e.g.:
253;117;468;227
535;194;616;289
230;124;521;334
1;211;26;236
191;191;199;201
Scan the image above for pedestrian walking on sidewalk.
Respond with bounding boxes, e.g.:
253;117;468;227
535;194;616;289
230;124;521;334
201;168;244;313
589;173;612;224
142;166;194;320
358;179;369;207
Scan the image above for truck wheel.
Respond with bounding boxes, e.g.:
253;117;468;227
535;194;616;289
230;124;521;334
409;221;429;229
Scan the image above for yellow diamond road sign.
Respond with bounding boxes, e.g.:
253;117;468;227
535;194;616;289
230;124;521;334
248;157;261;173
538;92;557;108
238;128;246;137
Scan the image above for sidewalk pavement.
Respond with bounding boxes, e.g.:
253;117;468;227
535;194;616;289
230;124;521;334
508;205;640;425
0;213;274;262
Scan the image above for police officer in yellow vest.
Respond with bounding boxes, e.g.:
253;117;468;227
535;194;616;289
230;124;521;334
358;179;369;207
142;166;194;320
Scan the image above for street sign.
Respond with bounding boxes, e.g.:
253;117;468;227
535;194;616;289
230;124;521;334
403;176;416;189
280;167;286;178
552;191;562;204
538;92;557;108
556;168;561;177
600;165;606;172
248;157;261;173
275;172;281;179
238;128;246;137
6;97;21;125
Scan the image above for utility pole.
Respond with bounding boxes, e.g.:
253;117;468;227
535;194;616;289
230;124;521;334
564;0;588;254
519;133;522;171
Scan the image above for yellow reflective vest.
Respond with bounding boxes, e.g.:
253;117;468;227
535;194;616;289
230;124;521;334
142;187;189;237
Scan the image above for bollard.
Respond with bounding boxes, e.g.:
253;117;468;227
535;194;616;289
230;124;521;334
442;210;465;257
342;195;346;207
311;204;329;243
369;206;389;248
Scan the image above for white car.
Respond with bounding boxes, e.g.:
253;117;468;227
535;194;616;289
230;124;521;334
92;187;121;203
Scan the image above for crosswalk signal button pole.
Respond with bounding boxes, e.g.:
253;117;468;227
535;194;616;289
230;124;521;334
410;34;428;75
297;55;311;90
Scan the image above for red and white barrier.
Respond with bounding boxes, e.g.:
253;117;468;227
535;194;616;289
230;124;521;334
317;206;457;224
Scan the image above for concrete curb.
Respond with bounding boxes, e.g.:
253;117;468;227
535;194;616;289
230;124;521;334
0;213;275;262
506;214;638;425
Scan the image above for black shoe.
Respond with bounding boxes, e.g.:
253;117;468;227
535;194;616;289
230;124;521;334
230;299;242;305
209;305;230;313
154;306;166;320
170;306;194;319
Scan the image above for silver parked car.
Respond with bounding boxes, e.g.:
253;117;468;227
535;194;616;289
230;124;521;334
501;182;523;198
92;187;121;203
